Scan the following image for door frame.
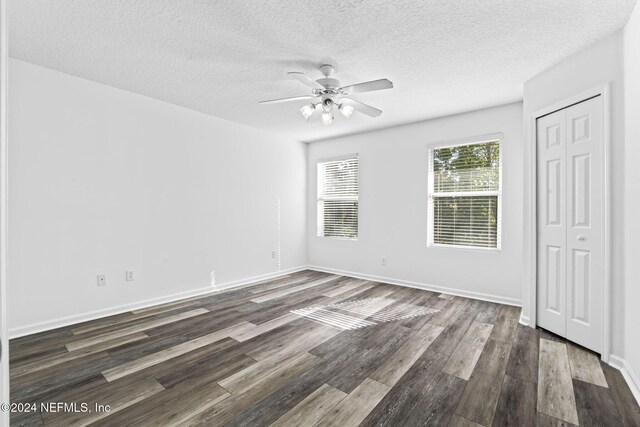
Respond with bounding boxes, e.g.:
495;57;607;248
0;0;8;420
527;84;612;362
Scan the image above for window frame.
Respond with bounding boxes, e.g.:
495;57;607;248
316;153;360;241
427;134;503;251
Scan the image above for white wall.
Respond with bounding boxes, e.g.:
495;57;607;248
8;59;307;336
307;103;524;305
522;31;626;358
623;0;640;396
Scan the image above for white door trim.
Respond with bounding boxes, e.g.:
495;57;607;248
527;84;612;362
0;0;9;422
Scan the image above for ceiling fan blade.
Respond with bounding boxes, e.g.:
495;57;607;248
339;78;393;94
288;72;326;90
341;98;383;117
258;95;316;104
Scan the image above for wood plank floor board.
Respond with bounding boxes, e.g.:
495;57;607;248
454;337;513;426
61;307;204;345
9;344;70;369
247;322;340;362
68;301;199;337
106;334;190;360
130;299;198;316
449;414;484;427
115;337;240;387
506;323;540;384
9;271;635;427
218;350;309;395
179;352;322;426
243;294;329;326
9;409;44;427
65;308;209;351
250;276;341;303
248;274;318;294
314;378;391;427
243;320;331;361
601;362;640;426
321;279;370;297
428;298;470;328
537;339;579;425
11;337;88;366
321;282;376;304
474;301;502;324
566;343;608;387
351;318;411;350
93;378;229;426
102;321;254;381
219;326;340;395
269;383;347;427
308;322;388;360
538;328;567;343
443;320;493;380
398;294;447;330
10;351;114;402
491;374;537;427
536;412;578;426
11;332;149;378
572;378;623;427
401;371;467;426
488;304;520;344
41;374;165;426
361;350;450;426
228;313;298;342
9;326;74;350
325;324;412;393
156;351;256;390
370;323;444;386
428;300;482;356
222;344;371;427
145;307;250;340
225;328;402;426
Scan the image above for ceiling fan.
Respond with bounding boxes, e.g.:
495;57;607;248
258;64;393;125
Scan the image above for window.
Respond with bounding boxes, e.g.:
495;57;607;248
317;155;359;239
428;139;501;249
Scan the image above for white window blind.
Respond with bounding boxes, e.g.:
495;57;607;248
317;155;359;239
428;139;501;249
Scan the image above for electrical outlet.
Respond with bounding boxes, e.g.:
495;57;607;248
97;274;107;286
381;257;386;266
125;270;135;281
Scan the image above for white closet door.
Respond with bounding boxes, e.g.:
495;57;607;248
536;96;604;354
565;96;603;353
537;108;567;336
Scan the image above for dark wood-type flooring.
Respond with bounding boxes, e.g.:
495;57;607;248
9;270;640;426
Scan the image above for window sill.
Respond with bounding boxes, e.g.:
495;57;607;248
427;243;501;253
317;236;358;241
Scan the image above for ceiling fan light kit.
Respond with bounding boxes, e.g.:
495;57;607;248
300;103;315;120
259;63;393;126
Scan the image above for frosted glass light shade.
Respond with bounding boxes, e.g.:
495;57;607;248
339;103;354;118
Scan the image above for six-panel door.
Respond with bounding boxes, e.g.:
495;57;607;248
537;96;604;354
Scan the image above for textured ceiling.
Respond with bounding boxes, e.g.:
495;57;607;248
9;0;637;142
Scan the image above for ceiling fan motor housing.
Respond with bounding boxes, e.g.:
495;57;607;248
316;78;340;91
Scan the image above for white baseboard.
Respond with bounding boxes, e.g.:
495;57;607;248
9;266;306;339
210;266;307;293
307;265;522;307
519;314;531;326
609;355;640;405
